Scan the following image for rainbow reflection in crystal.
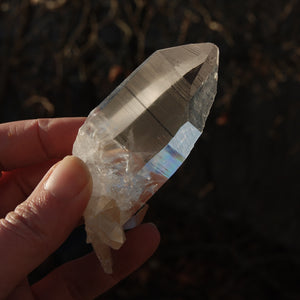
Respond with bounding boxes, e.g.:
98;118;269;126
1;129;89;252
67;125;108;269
144;122;201;178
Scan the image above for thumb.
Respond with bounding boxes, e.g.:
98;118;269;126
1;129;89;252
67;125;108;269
0;156;92;298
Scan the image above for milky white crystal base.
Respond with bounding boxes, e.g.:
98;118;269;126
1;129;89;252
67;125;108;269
73;109;163;273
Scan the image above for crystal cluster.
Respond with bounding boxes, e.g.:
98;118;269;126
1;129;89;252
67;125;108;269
73;43;219;273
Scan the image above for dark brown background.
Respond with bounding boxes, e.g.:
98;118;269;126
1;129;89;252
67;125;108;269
0;1;299;299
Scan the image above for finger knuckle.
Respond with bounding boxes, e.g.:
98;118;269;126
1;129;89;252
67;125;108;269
1;202;50;252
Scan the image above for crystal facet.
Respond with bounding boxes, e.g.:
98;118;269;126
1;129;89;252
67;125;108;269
73;43;219;273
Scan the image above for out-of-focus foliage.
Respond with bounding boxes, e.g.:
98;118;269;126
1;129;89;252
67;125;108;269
0;0;299;299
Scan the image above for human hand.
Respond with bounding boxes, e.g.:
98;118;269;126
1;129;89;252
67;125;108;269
0;118;160;299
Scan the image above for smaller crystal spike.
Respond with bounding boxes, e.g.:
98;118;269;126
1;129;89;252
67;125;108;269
73;43;219;273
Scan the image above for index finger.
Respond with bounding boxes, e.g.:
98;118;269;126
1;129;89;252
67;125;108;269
31;223;160;300
0;118;85;171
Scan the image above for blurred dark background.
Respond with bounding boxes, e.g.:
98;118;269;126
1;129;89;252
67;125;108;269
0;0;299;299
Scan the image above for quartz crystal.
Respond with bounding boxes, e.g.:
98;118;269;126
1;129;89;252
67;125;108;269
73;43;219;273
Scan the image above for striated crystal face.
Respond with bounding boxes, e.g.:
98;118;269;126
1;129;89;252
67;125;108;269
73;43;219;273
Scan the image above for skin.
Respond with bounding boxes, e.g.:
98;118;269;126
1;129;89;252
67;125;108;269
0;118;160;299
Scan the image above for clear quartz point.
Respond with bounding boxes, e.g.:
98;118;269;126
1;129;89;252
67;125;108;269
73;43;219;273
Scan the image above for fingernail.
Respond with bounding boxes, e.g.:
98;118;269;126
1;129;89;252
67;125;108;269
44;156;92;199
145;222;158;231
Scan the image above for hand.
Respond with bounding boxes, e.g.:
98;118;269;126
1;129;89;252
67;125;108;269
0;118;160;299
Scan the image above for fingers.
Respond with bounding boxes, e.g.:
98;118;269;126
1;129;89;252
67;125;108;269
0;118;85;171
0;160;57;218
6;279;34;300
0;156;92;298
31;223;160;300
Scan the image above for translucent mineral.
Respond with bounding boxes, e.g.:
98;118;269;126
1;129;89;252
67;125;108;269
73;43;219;273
